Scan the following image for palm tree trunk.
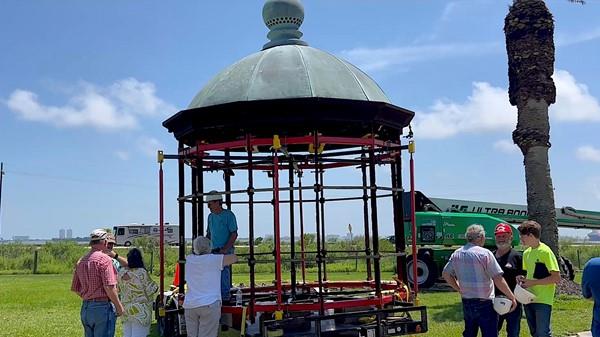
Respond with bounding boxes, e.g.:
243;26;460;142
519;99;559;253
505;0;559;256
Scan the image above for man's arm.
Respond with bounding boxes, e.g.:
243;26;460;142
442;271;461;293
223;254;238;267
581;264;592;299
104;285;125;316
521;271;560;288
104;250;128;267
493;274;517;311
220;231;238;254
71;270;81;296
115;254;128;267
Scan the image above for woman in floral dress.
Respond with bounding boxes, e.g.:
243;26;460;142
118;248;158;337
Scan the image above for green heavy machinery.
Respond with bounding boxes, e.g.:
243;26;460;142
400;192;600;289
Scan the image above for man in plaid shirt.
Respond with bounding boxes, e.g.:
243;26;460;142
72;229;125;337
443;224;517;337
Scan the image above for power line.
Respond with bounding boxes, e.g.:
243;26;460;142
5;168;156;190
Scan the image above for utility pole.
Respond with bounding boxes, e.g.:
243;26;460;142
0;162;4;239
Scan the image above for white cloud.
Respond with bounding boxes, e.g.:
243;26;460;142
6;78;176;131
576;146;600;163
556;27;600;47
413;70;600;139
441;2;459;22
493;139;520;154
413;82;516;139
115;151;130;161
593;177;600;201
137;136;163;158
339;42;501;72
552;70;600;122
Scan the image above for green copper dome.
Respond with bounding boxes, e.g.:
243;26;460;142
188;45;390;109
188;0;390;110
164;0;413;146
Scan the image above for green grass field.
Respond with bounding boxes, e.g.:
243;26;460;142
0;273;593;337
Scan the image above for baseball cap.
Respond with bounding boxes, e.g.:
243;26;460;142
495;223;512;235
90;229;108;241
205;190;223;202
106;233;116;244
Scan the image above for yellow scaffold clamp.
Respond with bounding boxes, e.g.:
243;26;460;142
157;150;164;164
408;140;416;154
308;143;325;154
272;135;282;151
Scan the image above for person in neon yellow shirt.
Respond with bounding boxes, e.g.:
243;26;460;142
516;221;561;337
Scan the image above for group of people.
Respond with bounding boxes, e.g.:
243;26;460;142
71;190;238;337
443;220;566;337
71;190;600;337
71;230;158;337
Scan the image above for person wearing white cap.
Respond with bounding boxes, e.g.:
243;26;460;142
71;229;125;337
493;223;526;337
205;190;238;301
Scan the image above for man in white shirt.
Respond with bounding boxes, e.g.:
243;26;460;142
183;236;237;337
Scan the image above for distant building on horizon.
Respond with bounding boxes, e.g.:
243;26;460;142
13;235;29;241
66;229;72;239
588;230;600;241
59;229;65;239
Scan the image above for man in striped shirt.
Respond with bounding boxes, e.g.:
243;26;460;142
72;229;125;337
443;224;517;337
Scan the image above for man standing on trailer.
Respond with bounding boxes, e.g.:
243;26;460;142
493;223;526;337
442;224;517;337
72;229;125;337
205;190;238;301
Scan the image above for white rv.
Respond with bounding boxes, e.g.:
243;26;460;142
112;223;178;246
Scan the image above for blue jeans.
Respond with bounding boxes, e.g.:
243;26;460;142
498;303;522;337
221;265;231;300
524;303;552;337
462;298;498;337
80;300;116;337
593;302;600;337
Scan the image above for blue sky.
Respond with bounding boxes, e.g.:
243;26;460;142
1;0;599;240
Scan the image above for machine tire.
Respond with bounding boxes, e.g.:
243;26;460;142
406;254;438;289
562;256;575;281
124;241;132;247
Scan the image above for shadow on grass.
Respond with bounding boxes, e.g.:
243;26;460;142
428;302;464;323
149;322;159;337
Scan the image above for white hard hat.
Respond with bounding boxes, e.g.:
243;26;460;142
514;284;536;304
205;190;223;202
493;297;512;315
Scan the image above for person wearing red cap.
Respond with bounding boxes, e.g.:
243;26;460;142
493;223;526;337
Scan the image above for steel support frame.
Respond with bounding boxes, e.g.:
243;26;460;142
159;132;421;335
